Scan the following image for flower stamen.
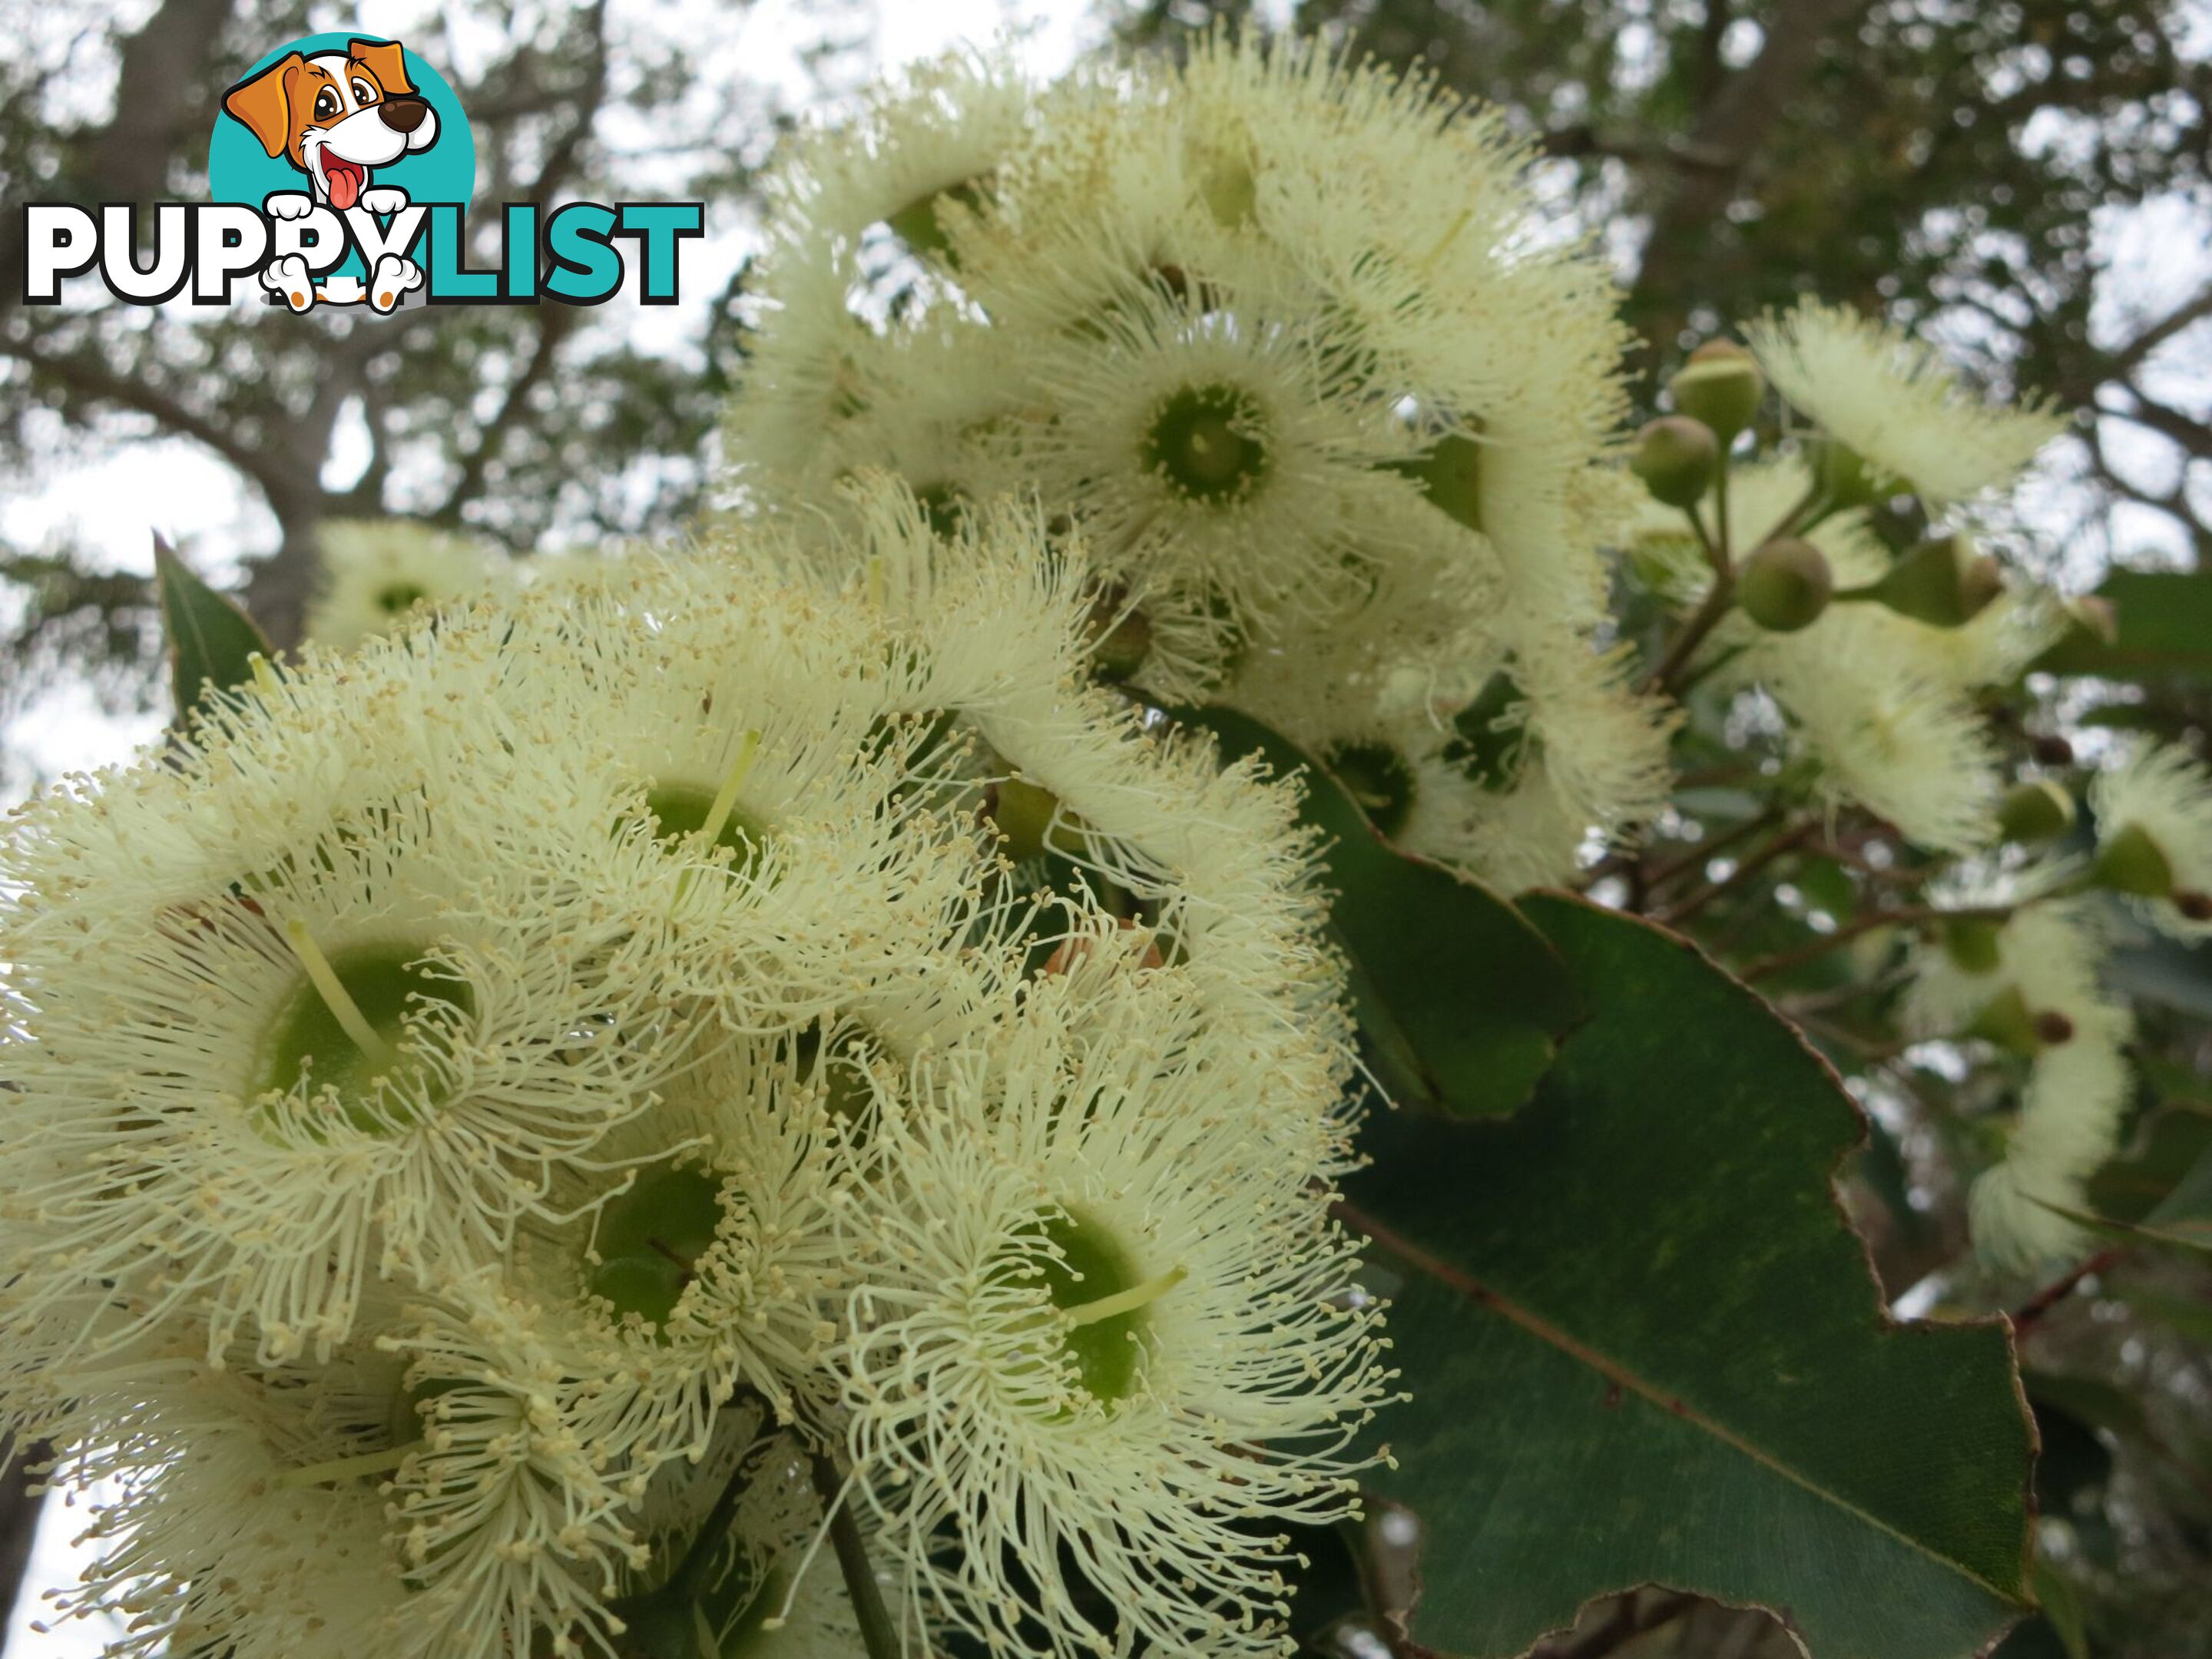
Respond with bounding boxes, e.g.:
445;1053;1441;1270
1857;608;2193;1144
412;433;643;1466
271;1440;423;1490
282;918;399;1071
1061;1264;1187;1328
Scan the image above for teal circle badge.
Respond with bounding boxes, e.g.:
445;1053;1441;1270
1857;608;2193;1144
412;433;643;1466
210;33;475;288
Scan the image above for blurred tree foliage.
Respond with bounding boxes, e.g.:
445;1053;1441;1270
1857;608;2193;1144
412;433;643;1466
1122;0;2212;561
0;0;807;763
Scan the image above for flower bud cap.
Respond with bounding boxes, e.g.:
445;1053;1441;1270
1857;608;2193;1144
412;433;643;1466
1737;538;1834;632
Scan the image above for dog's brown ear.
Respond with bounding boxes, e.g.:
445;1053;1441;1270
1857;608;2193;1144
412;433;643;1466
349;38;415;98
223;51;303;159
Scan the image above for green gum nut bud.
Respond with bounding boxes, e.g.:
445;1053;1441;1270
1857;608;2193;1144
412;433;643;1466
989;777;1081;863
1965;983;2048;1057
1940;916;2004;975
1737;538;1834;632
1667;339;1764;444
1812;438;1883;508
1996;779;2076;844
1630;416;1719;508
2094;820;2174;899
1857;535;2002;628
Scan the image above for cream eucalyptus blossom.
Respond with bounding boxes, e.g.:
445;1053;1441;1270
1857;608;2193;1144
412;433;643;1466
834;933;1392;1659
720;31;1671;884
306;519;511;651
1744;300;2066;504
1;478;1378;1659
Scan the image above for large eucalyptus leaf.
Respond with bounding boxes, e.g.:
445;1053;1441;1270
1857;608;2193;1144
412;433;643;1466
2036;568;2212;681
1171;705;1580;1118
1344;895;2033;1659
154;534;272;721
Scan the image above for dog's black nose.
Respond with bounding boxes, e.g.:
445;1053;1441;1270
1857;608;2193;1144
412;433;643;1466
380;95;429;133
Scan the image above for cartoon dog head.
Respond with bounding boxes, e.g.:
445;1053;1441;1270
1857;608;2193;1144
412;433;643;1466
223;39;438;212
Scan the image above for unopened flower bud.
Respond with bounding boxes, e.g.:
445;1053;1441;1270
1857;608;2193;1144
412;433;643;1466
1965;984;2047;1056
1857;535;2003;628
2068;595;2119;647
1995;780;2075;844
989;777;1079;863
2094;820;2174;899
1940;917;2004;975
1668;340;1764;443
1630;416;1719;508
1812;439;1883;508
1737;538;1833;632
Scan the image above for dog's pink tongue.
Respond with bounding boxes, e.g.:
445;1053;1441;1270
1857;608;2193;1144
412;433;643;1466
327;163;361;210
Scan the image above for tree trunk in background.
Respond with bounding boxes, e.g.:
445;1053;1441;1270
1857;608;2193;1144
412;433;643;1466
0;1445;49;1654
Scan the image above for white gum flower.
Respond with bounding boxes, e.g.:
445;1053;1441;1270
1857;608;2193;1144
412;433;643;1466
35;1352;431;1659
306;519;510;652
475;550;1008;1032
726;28;1632;720
1746;300;2065;503
1971;1030;2135;1272
1896;869;2134;1270
1902;870;2118;1046
1398;621;1676;891
2090;740;2212;938
970;268;1436;684
1;638;692;1366
833;962;1392;1659
763;47;1032;255
822;485;1357;1151
1721;604;2004;853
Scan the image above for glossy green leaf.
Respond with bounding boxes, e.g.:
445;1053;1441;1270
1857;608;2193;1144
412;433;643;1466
2084;1106;2212;1224
1171;705;1581;1118
1343;895;2033;1659
154;535;271;721
2107;936;2212;1020
2037;568;2212;680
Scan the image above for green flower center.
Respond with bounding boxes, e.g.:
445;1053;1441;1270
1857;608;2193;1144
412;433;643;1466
1000;1207;1180;1407
254;940;472;1134
883;177;988;257
375;581;429;615
645;781;769;879
588;1165;730;1331
1142;385;1270;505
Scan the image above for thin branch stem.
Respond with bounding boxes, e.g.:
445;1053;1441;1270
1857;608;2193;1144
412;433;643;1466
2010;1247;2124;1334
1657;820;1817;926
1738;902;2015;983
1642;806;1782;892
809;1451;899;1659
1642;572;1738;696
